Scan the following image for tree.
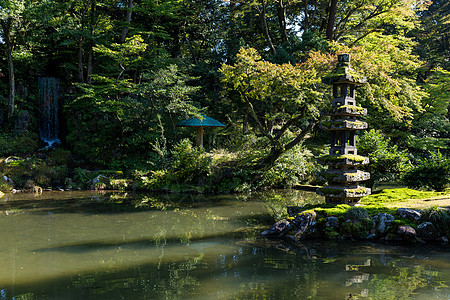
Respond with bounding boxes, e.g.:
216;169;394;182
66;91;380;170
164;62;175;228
358;129;409;188
413;0;450;70
0;0;27;119
319;39;427;139
50;0;115;84
220;47;326;169
94;34;148;85
402;151;450;191
408;68;450;154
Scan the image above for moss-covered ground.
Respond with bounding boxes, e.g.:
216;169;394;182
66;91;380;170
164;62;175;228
360;188;450;209
296;188;450;220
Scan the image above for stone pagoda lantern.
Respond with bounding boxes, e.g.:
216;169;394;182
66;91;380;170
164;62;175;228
316;54;371;205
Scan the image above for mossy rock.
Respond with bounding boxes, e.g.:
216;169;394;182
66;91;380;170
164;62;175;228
340;218;372;239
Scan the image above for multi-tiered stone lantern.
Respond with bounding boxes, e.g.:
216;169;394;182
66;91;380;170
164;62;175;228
316;54;371;205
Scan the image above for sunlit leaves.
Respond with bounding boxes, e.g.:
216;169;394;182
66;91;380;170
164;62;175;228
138;64;200;119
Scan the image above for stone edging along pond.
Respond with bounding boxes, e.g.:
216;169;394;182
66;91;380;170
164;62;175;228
262;205;450;245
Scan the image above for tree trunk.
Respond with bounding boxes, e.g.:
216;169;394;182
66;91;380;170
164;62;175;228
255;119;320;170
87;45;93;84
243;107;249;134
78;37;85;83
304;0;309;31
277;0;288;43
1;20;15;119
326;0;338;40
120;0;134;43
6;37;15;120
256;0;277;55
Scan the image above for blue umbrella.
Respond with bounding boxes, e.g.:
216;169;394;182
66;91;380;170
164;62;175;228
177;114;226;146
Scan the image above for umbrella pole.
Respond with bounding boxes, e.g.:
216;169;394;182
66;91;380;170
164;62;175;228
197;127;204;147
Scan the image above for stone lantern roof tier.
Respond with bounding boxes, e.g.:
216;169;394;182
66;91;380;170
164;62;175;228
320;120;368;131
318;154;370;166
316;186;372;198
322;105;367;117
318;169;370;183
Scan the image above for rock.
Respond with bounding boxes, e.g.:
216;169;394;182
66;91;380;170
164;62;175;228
24;180;35;189
436;236;449;244
397;208;422;223
92;175;107;185
287;206;302;217
261;219;291;238
372;213;395;235
89;175;108;190
5;156;20;163
416;222;438;241
397;225;416;239
325;216;339;229
2;176;14;186
366;233;376;240
291;212;316;241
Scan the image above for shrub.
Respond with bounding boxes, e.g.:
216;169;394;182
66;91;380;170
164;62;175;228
261;144;317;188
138;139;213;191
170;139;212;182
421;206;450;235
401;151;450;191
340;218;372;239
0;131;39;156
358;129;410;188
49;148;73;166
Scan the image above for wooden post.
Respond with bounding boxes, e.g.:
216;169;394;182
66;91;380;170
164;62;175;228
197;127;204;147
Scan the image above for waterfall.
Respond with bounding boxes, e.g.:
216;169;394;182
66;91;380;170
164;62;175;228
38;77;60;148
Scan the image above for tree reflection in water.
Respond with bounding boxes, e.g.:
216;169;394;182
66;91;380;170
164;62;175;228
0;191;448;299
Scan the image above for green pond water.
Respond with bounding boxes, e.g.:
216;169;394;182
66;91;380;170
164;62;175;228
0;190;448;299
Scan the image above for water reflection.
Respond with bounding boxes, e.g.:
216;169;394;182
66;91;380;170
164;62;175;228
0;191;448;299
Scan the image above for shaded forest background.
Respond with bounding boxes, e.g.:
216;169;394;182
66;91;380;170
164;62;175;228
0;0;449;193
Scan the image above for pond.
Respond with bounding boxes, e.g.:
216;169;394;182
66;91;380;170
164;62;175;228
0;190;448;299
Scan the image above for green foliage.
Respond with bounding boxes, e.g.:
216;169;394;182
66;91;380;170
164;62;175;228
0;0;446;196
401;151;450;191
49;148;72;166
170;139;212;181
220;47;325;169
65;63;201;168
138;139;213;192
0;155;69;188
421;206;450;236
340;218;372;239
358;129;410;188
261;144;317;188
72;168;124;189
0;131;39;156
409;68;450;154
